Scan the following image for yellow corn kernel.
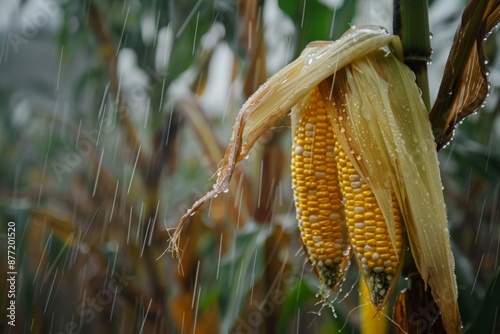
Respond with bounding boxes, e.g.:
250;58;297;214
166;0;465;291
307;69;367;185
335;143;404;307
291;87;351;291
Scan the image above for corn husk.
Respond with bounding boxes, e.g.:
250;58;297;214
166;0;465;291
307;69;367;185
319;49;460;333
170;26;461;333
170;26;397;253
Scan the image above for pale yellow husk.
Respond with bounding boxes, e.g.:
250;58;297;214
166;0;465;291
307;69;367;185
319;50;461;333
171;26;461;333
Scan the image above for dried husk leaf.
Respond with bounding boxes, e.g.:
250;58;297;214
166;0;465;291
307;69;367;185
320;50;461;333
430;0;500;148
393;282;445;334
175;97;252;225
170;27;400;256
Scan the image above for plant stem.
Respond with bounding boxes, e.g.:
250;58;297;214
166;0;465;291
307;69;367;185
393;1;436;332
393;0;432;111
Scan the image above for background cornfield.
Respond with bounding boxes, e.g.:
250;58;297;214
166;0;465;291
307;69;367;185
0;0;499;333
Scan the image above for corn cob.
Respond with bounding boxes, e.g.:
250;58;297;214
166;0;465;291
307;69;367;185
291;87;351;291
335;144;405;306
174;27;462;332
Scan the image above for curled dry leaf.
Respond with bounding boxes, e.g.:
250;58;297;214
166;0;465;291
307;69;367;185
170;26;462;333
430;0;500;149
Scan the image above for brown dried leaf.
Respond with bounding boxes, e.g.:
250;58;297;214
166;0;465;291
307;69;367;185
253;134;286;223
169;292;220;334
393;279;446;334
30;209;77;246
87;3;150;173
240;0;268;97
430;0;500;149
173;213;209;284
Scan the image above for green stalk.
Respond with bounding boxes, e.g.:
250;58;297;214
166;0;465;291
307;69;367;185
393;0;431;278
393;0;432;111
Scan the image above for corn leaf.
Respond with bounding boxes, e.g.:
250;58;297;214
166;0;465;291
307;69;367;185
278;0;335;53
430;0;500;149
218;224;271;332
464;268;500;333
277;278;317;332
